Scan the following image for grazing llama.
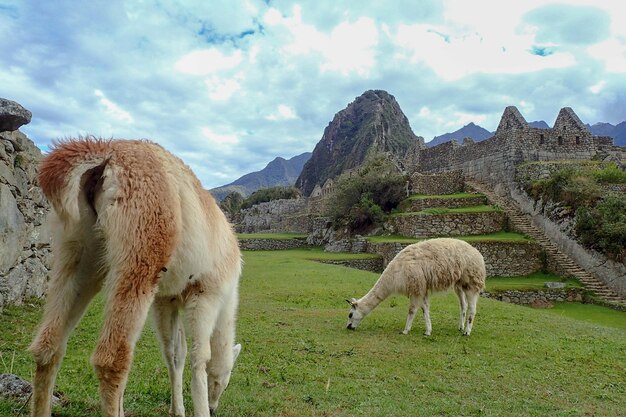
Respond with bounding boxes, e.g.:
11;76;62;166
29;138;242;417
346;238;486;336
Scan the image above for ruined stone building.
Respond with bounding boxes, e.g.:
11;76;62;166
404;106;620;187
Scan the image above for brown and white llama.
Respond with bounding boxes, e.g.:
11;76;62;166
346;238;486;336
29;138;242;417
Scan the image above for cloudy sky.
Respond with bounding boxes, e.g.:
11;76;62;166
1;1;625;189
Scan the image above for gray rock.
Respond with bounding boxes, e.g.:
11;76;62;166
23;257;49;299
0;183;26;273
0;264;28;305
0;98;32;132
544;282;567;289
0;160;16;186
0;373;60;404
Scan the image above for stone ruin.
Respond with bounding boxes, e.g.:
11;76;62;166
0;99;51;313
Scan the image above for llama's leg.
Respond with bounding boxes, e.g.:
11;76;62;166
421;296;432;336
91;268;158;417
90;176;177;416
454;286;468;333
186;291;221;417
207;295;239;414
463;290;480;336
30;240;103;417
153;296;187;417
401;295;420;335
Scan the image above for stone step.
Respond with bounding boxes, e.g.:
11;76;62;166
465;180;623;306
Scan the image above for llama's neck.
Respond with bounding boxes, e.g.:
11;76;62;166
358;271;395;314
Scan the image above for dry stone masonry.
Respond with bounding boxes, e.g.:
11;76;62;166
0;99;51;313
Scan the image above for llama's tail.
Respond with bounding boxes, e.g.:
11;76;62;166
38;138;112;224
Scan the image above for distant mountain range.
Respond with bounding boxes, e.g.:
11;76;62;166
426;120;551;146
587;122;626;146
210;97;625;199
209;152;311;201
426;122;492;147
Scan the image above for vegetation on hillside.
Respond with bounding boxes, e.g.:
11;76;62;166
328;157;406;234
525;163;626;261
220;191;245;217
296;90;419;196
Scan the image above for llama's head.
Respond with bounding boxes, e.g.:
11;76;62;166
346;298;365;330
208;343;242;415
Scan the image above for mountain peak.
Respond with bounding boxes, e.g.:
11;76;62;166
209;152;312;201
295;90;420;196
427;122;492;147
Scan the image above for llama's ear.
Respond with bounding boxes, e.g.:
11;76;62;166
233;344;242;362
346;298;357;307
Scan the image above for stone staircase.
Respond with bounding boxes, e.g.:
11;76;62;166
466;180;626;307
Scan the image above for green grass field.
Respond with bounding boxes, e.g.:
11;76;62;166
485;272;582;291
392;205;502;216
406;192;485;200
367;231;533;244
1;249;624;416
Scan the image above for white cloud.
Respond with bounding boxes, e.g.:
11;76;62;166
589;80;606;94
201;127;239;146
175;48;243;76
263;7;378;76
94;90;134;124
204;76;242;101
321;17;379;76
587;39;626;73
392;23;576;81
266;104;298;121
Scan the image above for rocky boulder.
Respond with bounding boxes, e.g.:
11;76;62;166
0;98;32;132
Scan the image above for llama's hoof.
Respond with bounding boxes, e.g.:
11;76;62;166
423;332;431;337
462;332;470;337
400;330;409;335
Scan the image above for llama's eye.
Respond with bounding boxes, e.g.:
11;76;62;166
348;312;353;319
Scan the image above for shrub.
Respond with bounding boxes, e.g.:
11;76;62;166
220;191;244;217
241;186;301;209
575;193;626;261
329;157;406;233
526;166;625;261
593;163;626;184
527;169;600;211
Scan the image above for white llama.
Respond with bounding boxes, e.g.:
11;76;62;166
346;238;486;336
29;138;242;417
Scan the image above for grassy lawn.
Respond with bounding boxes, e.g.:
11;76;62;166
392;205;502;216
1;250;625;416
367;231;532;244
486;272;582;291
238;232;308;240
407;192;484;200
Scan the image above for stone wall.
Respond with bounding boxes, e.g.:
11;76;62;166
482;288;584;305
405;195;487;211
515;161;612;184
238;238;310;251
409;170;465;195
384;211;506;238
316;258;383;273
0;100;51;312
471;241;543;277
237;198;309;233
366;241;542;277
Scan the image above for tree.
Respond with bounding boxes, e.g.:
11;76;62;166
220;191;244;217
